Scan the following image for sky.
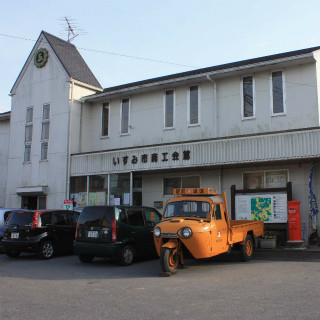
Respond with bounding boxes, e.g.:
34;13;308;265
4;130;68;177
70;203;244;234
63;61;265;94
1;0;320;112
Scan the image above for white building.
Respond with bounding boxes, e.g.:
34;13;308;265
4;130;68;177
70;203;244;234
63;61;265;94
1;31;320;244
2;31;102;210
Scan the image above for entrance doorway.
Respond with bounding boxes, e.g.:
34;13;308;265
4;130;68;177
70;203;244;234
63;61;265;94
21;196;46;210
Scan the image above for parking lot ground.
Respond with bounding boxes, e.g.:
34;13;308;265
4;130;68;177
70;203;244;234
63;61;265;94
1;249;320;320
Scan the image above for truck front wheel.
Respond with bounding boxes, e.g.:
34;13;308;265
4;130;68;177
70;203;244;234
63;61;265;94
239;234;254;262
160;247;179;274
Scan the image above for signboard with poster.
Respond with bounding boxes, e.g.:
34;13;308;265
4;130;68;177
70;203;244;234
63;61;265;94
64;200;74;211
235;193;287;223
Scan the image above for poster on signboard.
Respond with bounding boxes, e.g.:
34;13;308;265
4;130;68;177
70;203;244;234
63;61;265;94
64;200;73;210
78;192;88;208
235;193;287;223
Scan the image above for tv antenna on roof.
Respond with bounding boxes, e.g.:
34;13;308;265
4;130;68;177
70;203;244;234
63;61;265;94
59;17;86;42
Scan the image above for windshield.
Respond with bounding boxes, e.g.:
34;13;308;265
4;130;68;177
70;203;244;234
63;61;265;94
78;206;114;227
164;201;211;218
6;211;34;227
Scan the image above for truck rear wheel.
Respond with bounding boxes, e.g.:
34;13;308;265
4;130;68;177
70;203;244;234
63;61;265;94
160;247;179;274
239;234;254;262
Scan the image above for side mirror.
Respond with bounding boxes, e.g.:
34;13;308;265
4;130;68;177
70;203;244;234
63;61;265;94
206;212;212;222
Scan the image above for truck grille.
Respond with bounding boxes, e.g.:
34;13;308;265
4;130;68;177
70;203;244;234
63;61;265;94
162;232;178;239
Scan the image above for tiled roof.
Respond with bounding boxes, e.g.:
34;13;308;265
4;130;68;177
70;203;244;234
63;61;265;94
43;31;102;89
100;45;320;93
0;111;11;120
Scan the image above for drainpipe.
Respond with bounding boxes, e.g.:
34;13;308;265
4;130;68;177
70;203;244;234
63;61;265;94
65;80;73;203
206;75;218;137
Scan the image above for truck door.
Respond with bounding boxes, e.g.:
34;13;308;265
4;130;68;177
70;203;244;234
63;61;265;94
211;204;229;255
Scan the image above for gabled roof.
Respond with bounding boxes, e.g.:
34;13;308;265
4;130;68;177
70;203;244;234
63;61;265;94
11;31;102;94
42;32;102;89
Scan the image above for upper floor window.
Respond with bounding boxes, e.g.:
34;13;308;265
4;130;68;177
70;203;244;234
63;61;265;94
102;102;109;136
24;145;31;162
121;98;130;135
271;71;285;115
188;85;199;125
242;76;255;119
41;104;50;160
164;90;175;128
24;107;33;162
41;104;50;140
25;107;33;142
26;108;33;124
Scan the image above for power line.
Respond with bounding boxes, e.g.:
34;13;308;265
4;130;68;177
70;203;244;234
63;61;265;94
0;32;198;69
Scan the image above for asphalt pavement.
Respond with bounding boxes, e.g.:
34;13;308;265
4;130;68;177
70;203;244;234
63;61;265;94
1;248;320;320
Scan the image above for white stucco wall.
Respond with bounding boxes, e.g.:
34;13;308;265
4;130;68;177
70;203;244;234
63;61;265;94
6;36;71;208
0;118;10;207
79;61;319;154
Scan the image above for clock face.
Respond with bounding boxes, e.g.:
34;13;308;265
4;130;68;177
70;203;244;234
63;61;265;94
34;48;49;68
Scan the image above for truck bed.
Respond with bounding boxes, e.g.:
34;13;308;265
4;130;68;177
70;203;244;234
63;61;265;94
230;220;264;244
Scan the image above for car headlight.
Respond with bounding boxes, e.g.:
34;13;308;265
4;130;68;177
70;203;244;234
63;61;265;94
154;227;161;238
178;227;192;239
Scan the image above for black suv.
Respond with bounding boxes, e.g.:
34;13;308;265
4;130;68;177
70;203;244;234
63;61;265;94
3;210;79;259
74;205;161;265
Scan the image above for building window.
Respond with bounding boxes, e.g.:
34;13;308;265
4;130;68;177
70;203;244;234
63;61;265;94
41;104;50;160
89;175;108;206
41;142;48;160
38;196;47;209
25;107;33;142
102;102;109;136
24;145;31;162
271;71;285;114
243;170;288;189
163;176;200;195
26;108;33;123
164;90;174;128
70;176;88;209
25;125;33;142
121;98;130;134
189;85;199;125
41;104;50;140
242;76;255;118
24;107;33;162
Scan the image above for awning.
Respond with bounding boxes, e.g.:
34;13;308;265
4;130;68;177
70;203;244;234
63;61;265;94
16;186;48;196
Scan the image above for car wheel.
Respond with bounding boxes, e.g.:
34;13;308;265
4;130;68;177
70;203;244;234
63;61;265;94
160;247;179;274
239;234;254;262
119;245;135;266
79;254;94;263
6;250;21;258
38;240;54;259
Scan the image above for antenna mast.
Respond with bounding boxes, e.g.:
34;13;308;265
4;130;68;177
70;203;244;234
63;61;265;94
59;17;85;42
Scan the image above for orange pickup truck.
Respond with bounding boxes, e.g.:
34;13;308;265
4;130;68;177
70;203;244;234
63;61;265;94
153;188;264;274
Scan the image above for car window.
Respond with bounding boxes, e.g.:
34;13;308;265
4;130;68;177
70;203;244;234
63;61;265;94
4;211;13;223
78;206;114;227
71;212;80;225
144;209;161;227
215;205;222;220
40;213;52;226
127;210;145;226
6;211;34;226
53;212;69;225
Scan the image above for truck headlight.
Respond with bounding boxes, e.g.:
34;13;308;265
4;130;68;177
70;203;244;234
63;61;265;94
178;227;192;239
154;227;161;238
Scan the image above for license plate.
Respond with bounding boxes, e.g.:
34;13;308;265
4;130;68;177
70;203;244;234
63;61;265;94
11;232;19;239
88;231;99;238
